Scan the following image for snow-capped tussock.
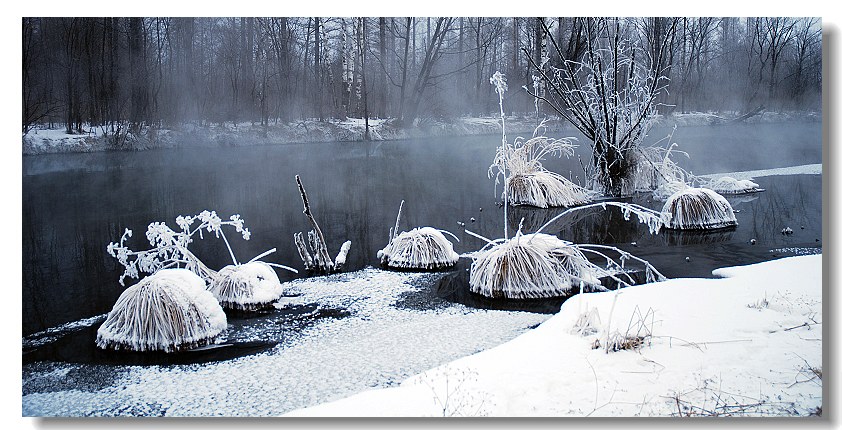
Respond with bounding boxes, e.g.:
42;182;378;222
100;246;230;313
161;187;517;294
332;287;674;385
469;233;597;299
662;187;737;230
704;176;762;194
506;171;592;208
95;269;227;353
378;227;460;270
209;262;283;311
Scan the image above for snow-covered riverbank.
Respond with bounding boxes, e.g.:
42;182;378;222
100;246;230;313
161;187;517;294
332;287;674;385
22;268;550;417
22;110;820;155
22;255;822;417
287;254;823;417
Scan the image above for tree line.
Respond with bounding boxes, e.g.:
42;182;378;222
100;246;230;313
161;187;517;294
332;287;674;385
22;17;821;136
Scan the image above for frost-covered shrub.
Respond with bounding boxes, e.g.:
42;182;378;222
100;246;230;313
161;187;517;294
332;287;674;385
106;210;252;286
662;187;738;230
210;262;284;311
467;202;666;299
704;176;762;195
469;233;597;299
378;227;460;270
95;269;227;353
490;121;592;208
378;201;460;270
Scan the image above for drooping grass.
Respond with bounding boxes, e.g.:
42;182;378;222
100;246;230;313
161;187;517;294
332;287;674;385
662;187;737;230
507;171;592;208
209;261;284;311
467;201;667;300
490;121;593;208
378;227;460;270
95;269;227;353
378;201;460;270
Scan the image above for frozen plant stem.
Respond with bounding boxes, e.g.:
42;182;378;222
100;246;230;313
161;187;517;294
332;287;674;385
491;71;509;240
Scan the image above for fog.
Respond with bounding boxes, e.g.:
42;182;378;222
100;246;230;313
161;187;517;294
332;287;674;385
23;17;821;138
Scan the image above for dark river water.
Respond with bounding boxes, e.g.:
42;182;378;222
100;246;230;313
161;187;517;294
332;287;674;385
22;122;822;337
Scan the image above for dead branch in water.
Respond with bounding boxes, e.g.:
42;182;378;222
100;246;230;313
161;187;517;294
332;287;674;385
294;175;351;274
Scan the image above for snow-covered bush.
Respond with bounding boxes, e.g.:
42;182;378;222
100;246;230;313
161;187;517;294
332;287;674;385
467;202;666;299
489;72;591;208
703;176;762;195
106;210;252;286
378;227;460;270
210;261;284;311
95;269;227;352
377;201;460;270
661;188;738;230
107;210;296;312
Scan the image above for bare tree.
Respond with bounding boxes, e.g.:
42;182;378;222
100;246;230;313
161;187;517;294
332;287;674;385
526;17;677;197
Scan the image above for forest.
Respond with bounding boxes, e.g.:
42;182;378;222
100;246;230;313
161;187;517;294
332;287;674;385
22;17;821;137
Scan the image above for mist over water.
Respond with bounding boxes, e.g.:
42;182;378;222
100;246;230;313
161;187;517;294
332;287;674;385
22;122;822;336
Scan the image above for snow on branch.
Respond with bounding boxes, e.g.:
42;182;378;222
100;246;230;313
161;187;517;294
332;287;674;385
106;210;253;286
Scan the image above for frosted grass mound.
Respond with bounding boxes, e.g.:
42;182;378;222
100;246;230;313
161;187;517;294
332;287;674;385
469;233;597;299
662;187;737;230
704;176;763;195
378;227;459;270
378;201;460;270
95;269;227;353
467;201;666;300
506;171;592;208
210;262;284;311
488;72;591;209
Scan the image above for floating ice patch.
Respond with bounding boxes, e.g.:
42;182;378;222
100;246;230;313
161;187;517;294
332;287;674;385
769;247;822;256
23;314;108;350
699;163;821;181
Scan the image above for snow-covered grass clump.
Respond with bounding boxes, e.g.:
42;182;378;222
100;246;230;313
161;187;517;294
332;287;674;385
467;201;666;300
469;233;598;299
95;269;227;353
490;125;593;208
377;201;460;270
210;262;284;311
662;187;737;230
378;227;460;270
704;176;762;195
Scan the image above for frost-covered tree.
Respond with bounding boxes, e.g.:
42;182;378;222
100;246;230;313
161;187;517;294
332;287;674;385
525;18;677;197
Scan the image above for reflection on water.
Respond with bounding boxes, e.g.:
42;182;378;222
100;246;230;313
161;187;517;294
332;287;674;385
661;227;736;246
22;123;821;336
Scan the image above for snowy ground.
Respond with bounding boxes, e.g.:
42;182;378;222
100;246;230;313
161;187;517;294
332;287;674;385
22;268;549;417
286;255;823;417
22;110;820;155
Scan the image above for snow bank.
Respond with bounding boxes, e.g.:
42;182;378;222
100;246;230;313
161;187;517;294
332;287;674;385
287;255;822;417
